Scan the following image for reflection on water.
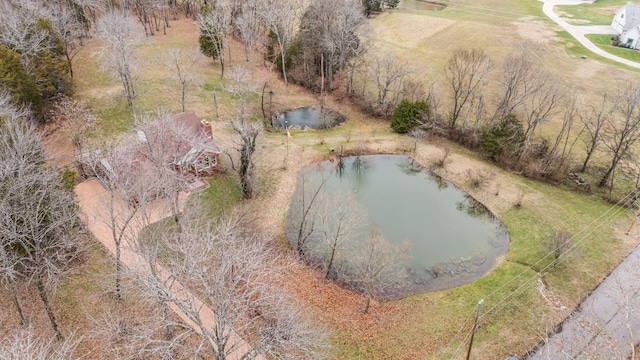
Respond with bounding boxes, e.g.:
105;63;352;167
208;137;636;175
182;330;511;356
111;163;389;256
271;106;345;130
456;195;488;218
286;155;509;299
398;0;446;11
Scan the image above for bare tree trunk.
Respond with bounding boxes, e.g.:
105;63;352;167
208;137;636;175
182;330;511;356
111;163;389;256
325;244;337;279
261;82;268;121
115;244;122;301
181;82;186;112
363;297;371;314
37;278;63;341
213;91;219;118
320;53;325;95
12;291;26;326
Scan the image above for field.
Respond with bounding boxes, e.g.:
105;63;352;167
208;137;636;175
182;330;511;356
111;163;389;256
556;0;624;25
29;1;640;359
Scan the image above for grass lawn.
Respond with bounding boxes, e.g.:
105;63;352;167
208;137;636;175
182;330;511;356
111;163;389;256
556;0;625;25
407;0;547;24
586;33;640;62
195;174;243;217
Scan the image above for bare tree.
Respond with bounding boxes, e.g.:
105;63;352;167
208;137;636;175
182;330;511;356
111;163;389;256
599;83;640;188
225;66;259;120
0;327;78;359
96;10;144;108
51;95;97;175
231;120;263;199
127;0;170;37
579;92;617;172
161;48;199;112
258;0;304;86
287;167;332;258
343;224;410;314
82;139;160;301
86;276;194;360
519;73;566;144
0;107;82;340
236;0;265;64
490;47;536;125
199;2;233;78
444;48;491;130
132;111;214;236
294;0;366;92
42;0;84;78
542;95;580;175
0;1;52;71
367;52;414;116
544;230;572;267
316;193;365;279
133;209;330;359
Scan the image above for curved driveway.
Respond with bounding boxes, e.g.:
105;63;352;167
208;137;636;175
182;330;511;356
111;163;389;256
542;0;640;69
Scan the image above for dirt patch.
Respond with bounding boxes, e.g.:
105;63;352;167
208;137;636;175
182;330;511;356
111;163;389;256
371;11;456;50
513;16;558;44
572;57;607;79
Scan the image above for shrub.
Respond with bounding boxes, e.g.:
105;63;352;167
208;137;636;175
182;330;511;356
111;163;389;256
390;99;429;134
480;114;525;160
465;168;493;189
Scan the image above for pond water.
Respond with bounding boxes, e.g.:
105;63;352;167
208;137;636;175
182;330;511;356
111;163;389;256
271;106;346;130
286;155;509;299
397;0;446;11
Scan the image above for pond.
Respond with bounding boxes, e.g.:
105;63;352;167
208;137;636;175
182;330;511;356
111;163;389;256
271;106;346;130
286;155;509;300
397;0;446;11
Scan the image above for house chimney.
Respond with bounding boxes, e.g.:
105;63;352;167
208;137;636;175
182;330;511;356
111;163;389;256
200;119;212;138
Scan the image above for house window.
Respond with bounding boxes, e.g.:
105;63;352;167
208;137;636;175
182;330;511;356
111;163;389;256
195;156;216;171
195;159;206;171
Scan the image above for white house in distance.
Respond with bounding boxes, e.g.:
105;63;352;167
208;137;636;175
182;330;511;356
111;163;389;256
612;3;640;49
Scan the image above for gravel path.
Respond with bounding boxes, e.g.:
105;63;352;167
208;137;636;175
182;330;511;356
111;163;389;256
541;0;640;69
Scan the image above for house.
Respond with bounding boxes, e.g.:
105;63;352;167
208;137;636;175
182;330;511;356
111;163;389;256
160;112;221;178
81;112;221;191
612;3;640;49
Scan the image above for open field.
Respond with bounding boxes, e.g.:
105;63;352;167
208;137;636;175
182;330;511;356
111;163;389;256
556;0;624;25
32;2;640;359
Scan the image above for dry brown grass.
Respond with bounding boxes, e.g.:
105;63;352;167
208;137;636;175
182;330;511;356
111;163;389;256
367;7;636;142
43;7;640;360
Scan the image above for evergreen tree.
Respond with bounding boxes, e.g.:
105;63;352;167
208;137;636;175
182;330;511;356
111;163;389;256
390;99;429;134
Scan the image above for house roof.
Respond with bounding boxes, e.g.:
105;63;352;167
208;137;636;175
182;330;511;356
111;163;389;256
617;3;640;31
131;112;221;175
138;112;220;159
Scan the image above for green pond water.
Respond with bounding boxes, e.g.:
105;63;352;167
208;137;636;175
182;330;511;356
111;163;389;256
286;155;509;299
271;106;345;130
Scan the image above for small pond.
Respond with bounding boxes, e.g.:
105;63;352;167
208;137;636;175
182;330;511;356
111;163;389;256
286;155;509;300
398;0;446;11
271;106;346;130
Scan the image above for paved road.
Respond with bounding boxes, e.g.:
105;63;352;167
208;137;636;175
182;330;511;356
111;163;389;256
525;243;640;359
541;0;640;69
